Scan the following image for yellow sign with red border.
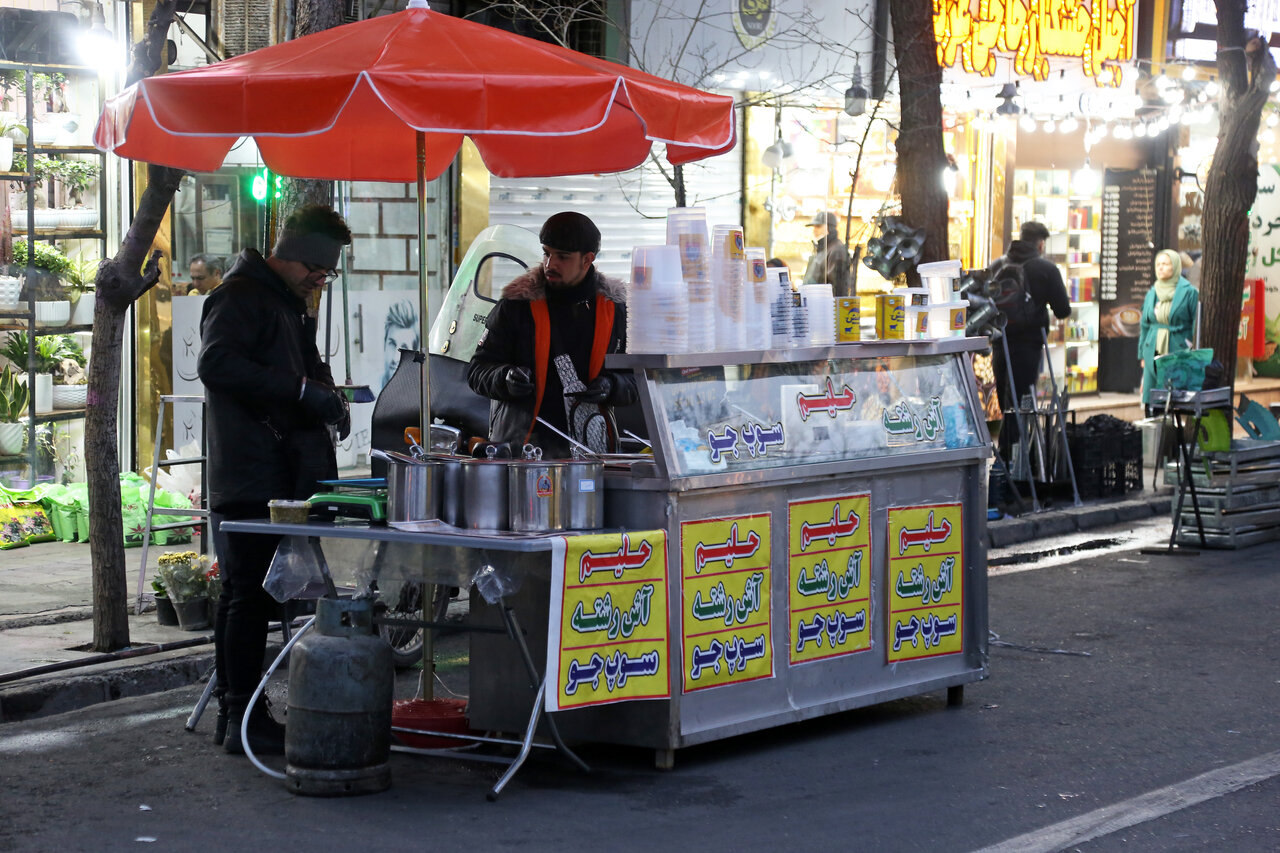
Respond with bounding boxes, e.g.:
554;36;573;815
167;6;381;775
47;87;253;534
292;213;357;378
680;514;773;692
787;494;872;665
886;503;964;663
546;530;670;711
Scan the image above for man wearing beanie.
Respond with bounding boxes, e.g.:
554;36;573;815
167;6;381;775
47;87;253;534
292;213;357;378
197;203;352;755
468;211;635;456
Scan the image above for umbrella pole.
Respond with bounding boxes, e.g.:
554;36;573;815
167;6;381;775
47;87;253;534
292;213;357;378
416;130;435;702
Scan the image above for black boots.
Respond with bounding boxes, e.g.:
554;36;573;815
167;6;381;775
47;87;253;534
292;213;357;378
223;700;286;756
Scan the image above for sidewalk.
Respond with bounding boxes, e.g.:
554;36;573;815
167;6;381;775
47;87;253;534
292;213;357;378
0;475;1176;723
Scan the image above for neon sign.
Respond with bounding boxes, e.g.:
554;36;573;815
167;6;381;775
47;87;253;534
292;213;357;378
933;0;1136;85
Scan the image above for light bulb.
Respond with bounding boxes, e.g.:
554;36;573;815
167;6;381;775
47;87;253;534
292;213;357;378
1182;64;1196;81
1042;118;1057;133
1059;116;1078;134
1020;114;1037;132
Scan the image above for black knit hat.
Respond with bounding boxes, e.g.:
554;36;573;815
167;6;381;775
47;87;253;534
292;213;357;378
539;211;601;254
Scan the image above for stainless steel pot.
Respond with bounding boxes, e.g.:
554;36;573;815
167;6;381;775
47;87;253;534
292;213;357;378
432;454;466;526
507;460;564;532
385;458;440;523
462;457;509;531
561;459;603;530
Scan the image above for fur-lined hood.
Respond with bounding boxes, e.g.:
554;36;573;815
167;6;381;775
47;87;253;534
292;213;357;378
500;266;626;304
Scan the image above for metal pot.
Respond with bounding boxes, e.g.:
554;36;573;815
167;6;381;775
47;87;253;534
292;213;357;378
432;454;466;526
561;459;603;530
507;460;564;532
462;457;509;531
385;457;441;523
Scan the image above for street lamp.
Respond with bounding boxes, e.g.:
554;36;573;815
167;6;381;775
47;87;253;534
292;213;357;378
844;59;868;117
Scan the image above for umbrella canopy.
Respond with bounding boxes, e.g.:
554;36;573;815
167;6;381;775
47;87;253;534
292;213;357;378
94;0;736;181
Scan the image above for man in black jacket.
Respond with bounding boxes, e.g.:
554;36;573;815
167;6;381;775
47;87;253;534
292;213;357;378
467;211;634;457
991;220;1072;456
198;204;352;755
802;211;851;297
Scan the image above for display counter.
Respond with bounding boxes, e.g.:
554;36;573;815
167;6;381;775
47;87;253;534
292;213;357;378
229;337;993;770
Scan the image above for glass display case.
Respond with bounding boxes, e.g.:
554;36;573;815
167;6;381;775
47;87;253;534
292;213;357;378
1011;167;1101;395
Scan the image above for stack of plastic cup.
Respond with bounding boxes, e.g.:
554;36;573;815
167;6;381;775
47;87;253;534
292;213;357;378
768;267;794;348
627;245;688;353
667;207;714;353
743;248;770;350
712;225;746;351
801;283;836;346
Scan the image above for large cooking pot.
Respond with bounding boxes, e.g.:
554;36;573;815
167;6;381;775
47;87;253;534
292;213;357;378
561;458;603;530
508;459;564;532
381;453;441;523
432;454;467;526
462;456;510;531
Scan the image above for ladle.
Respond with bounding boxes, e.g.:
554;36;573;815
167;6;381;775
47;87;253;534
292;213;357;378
534;416;602;458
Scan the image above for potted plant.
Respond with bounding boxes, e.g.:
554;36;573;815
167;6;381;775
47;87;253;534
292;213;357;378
156;550;212;630
0;364;30;456
0;116;26;172
151;577;179;626
67;255;99;325
1;331;63;413
11;239;73;324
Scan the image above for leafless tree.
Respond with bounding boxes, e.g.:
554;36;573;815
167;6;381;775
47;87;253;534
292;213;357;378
1199;1;1275;381
86;0;185;650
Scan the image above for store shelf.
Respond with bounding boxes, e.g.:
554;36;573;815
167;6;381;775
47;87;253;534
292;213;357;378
32;408;86;423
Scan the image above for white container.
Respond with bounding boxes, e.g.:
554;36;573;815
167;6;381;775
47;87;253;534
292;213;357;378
916;259;962;278
34;301;70;326
70;292;94;326
51;384;87;409
0;276;20;310
32;373;52;414
928;302;968;338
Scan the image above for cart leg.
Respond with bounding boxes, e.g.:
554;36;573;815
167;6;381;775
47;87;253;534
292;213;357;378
488;679;551;801
186;666;218;731
500;605;589;773
947;685;964;708
654;748;675;771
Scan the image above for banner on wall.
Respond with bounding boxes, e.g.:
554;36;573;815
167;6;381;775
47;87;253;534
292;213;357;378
1245;165;1280;376
546;531;671;712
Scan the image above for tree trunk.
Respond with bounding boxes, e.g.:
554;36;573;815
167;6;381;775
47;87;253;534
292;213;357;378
1200;2;1275;383
88;1;182;651
889;0;949;284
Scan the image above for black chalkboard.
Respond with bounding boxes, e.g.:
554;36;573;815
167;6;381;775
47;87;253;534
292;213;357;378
1099;168;1159;393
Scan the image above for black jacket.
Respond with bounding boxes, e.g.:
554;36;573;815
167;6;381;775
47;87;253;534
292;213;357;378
994;239;1072;345
803;234;852;297
466;266;634;456
197;249;337;511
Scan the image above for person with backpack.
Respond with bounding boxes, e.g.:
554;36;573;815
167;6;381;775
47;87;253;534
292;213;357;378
988;221;1072;456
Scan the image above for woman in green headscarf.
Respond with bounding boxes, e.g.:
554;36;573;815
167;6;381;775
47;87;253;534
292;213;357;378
1138;249;1199;410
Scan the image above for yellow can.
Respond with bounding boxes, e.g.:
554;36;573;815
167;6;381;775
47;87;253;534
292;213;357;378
875;294;905;340
836;297;860;342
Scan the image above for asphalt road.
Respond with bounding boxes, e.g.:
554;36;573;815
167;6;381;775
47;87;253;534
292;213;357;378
2;518;1278;852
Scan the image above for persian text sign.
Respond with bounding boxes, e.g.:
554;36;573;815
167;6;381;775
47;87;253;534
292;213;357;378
787;494;873;666
886;504;964;663
546;531;670;712
680;514;773;692
933;0;1136;83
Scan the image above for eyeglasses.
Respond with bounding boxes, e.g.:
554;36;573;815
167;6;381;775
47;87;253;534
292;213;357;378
302;262;339;284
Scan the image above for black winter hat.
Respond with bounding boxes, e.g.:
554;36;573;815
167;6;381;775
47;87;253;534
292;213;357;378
539;211;601;254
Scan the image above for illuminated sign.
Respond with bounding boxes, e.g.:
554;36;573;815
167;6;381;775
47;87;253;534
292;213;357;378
933;0;1136;85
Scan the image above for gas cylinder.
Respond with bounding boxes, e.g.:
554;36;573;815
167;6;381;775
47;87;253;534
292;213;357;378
285;597;394;796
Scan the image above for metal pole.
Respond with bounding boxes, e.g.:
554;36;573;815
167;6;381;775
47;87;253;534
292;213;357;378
1040;326;1082;507
415;131;435;700
999;332;1040;511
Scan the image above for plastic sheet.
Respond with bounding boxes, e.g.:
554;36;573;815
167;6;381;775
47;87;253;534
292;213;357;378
261;534;525;606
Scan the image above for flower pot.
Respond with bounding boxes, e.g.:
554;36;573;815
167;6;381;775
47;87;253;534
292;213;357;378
0;136;12;173
155;594;179;627
51;384;86;409
32;373;52;414
34;300;70;327
0;422;26;456
173;596;211;631
69;292;94;325
0;276;20;310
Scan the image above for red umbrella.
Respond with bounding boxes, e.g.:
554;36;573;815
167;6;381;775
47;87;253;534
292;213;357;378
94;0;735;180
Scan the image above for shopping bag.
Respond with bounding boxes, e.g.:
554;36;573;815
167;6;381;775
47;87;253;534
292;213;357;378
1153;348;1214;391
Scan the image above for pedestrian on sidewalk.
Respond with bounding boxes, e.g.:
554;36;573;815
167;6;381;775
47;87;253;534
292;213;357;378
197;204;352;755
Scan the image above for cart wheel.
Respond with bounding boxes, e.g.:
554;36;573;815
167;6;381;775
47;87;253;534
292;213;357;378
947;685;964;707
654;748;674;771
377;582;425;669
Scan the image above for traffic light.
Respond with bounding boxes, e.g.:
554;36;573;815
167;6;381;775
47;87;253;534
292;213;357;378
249;166;282;204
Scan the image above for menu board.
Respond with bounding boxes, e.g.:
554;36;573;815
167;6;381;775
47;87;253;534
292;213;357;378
1099;168;1158;339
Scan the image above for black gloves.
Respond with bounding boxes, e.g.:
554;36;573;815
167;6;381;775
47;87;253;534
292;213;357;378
503;366;534;398
570;374;614;404
300;378;350;438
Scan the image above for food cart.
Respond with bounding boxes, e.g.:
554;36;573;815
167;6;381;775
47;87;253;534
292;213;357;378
229;335;991;773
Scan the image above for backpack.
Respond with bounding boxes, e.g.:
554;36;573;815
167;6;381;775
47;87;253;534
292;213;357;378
990;257;1037;329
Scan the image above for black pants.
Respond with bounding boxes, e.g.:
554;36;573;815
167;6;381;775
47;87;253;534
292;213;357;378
212;504;283;711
